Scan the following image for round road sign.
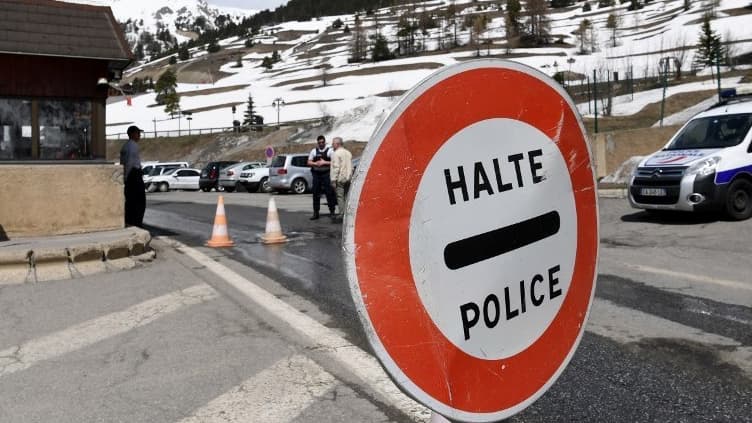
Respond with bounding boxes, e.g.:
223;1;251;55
343;60;598;422
265;146;275;159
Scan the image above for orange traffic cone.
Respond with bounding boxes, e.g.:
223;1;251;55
261;197;288;244
206;195;235;247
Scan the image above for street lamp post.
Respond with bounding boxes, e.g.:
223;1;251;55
272;97;285;129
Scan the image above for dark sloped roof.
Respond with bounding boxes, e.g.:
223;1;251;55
0;0;133;67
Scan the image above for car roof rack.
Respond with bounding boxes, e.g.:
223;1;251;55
706;87;752;110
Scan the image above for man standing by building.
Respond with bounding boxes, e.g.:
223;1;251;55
120;125;146;227
307;135;336;220
330;137;353;222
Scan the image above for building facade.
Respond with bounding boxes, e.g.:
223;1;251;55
0;0;132;238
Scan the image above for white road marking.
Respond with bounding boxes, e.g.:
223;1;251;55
588;298;752;377
177;354;337;423
0;284;217;377
627;264;751;291
168;239;432;422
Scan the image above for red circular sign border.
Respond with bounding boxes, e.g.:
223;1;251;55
348;61;598;420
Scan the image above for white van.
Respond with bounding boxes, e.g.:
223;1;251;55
628;88;752;220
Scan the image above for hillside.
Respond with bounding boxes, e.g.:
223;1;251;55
107;0;752;147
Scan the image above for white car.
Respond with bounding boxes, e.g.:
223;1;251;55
239;165;271;193
147;168;201;192
143;162;189;185
219;161;265;192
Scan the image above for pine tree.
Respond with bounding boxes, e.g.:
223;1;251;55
178;44;190;61
243;93;255;125
506;0;522;38
163;91;180;117
207;40;221;53
694;13;725;70
155;69;180;116
372;34;392;61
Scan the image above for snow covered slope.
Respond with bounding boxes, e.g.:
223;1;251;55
105;0;752;143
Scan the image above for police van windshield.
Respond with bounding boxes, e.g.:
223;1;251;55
665;113;752;150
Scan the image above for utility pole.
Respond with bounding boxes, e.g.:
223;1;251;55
716;54;722;102
659;58;669;127
272;97;285;129
593;70;598;134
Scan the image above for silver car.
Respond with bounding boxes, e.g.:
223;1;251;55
219;161;266;192
268;153;312;194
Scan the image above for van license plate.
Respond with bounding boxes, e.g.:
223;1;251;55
641;188;667;196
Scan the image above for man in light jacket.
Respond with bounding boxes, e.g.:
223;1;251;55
330;137;353;222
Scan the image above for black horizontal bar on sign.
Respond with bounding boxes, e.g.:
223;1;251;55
443;210;561;270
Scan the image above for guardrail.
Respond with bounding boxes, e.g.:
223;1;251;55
106;126;237;140
106;117;329;141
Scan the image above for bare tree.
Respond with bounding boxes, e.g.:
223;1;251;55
588;20;599;53
724;30;738;70
577;19;592;54
350;14;367;62
673;34;690;80
321;65;328;87
606;13;620;48
472;14;488;56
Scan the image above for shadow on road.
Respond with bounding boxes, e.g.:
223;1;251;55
620;210;721;225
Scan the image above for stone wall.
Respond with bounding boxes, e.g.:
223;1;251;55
0;164;123;238
590;125;683;179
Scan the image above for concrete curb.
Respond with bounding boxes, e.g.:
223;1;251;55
0;227;153;285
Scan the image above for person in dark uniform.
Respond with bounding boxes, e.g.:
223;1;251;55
120;125;146;227
307;135;337;220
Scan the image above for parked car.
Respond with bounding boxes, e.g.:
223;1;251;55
239;165;271;193
219;161;266;192
199;161;239;192
143;162;188;187
268;153;312;194
628;87;752;220
147;168;201;192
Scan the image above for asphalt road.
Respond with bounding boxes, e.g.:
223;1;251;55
139;190;752;422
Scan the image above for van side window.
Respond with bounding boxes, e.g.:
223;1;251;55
291;156;308;167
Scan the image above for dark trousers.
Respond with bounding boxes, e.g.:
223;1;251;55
124;168;146;227
311;171;336;215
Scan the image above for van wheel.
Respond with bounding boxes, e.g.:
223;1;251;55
725;179;752;220
224;186;235;193
292;178;307;194
159;182;169;192
201;187;210;192
259;177;271;193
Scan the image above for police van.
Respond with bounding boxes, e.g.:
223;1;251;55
628;87;752;220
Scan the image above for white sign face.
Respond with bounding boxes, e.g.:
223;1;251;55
409;118;577;359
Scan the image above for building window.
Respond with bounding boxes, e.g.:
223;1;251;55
0;98;32;160
39;99;92;160
0;97;92;161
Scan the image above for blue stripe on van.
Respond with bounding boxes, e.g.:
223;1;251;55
716;165;752;184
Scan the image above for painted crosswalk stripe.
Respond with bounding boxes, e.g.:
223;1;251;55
628;264;751;291
587;298;752;377
0;284;218;377
177;354;337;423
168;238;432;422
